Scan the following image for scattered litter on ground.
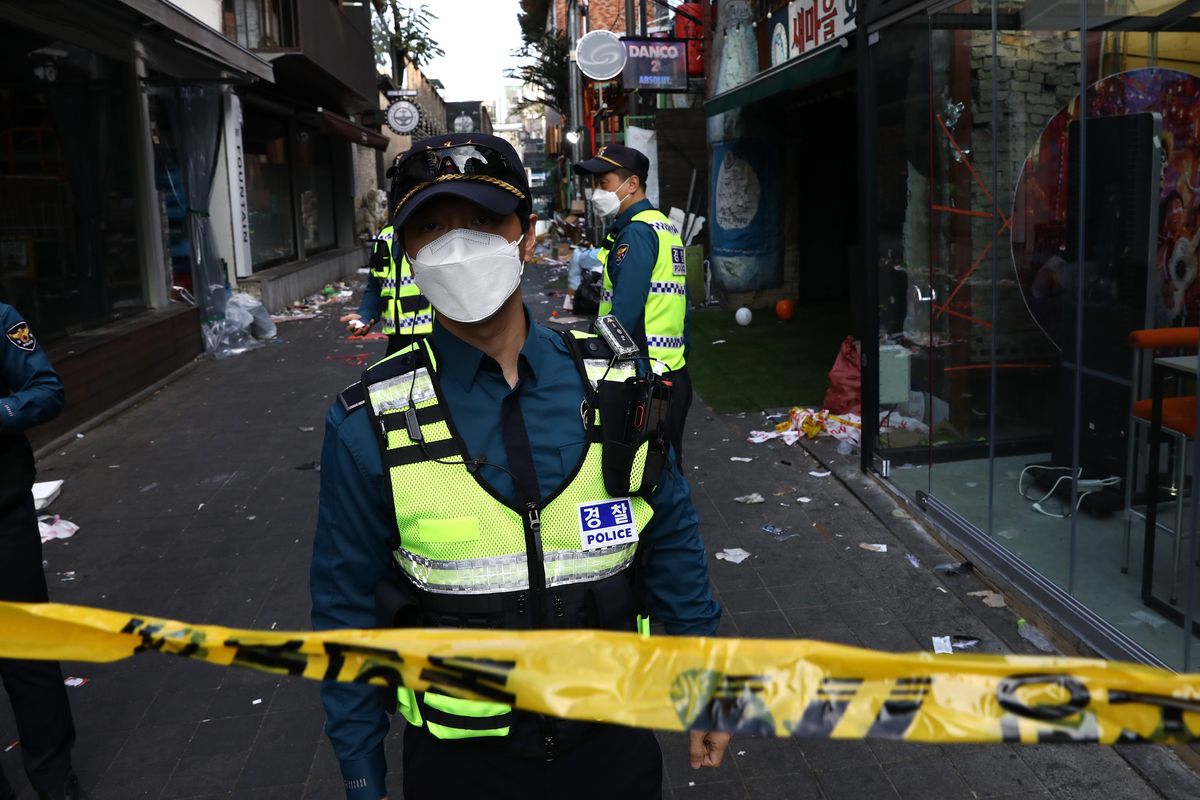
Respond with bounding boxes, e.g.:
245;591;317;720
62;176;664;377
891;508;909;519
546;315;589;325
764;412;786;422
808;470;831;478
812;522;834;544
933;561;971;575
57;571;76;582
252;698;263;705
951;636;981;650
1017;619;1055;652
107;464;120;469
270;622;278;630
780;460;792;466
357;267;370;274
271;310;319;323
247;516;257;521
75;433;85;439
762;524;800;541
965;482;978;488
995;529;1017;540
932;636;953;654
715;548;752;564
737;750;746;756
298;426;315;432
63;677;88;687
139;482;158;493
32;480;64;510
711;339;727;345
326;353;370;366
295;461;319;471
905;553;922;568
748;430;801;446
197;503;205;511
859;543;888;553
968;590;1006;608
347;332;388;341
796;496;811;504
39;516;79;544
729;457;753;463
1128;610;1168;629
935;586;948;594
734;493;765;504
3;741;16;752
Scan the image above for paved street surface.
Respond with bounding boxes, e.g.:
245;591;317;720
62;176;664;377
3;264;1200;799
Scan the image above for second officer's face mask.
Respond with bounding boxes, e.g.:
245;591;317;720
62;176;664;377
409;228;525;324
588;176;632;219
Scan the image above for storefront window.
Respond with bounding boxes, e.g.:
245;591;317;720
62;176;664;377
873;0;1200;668
295;125;337;254
0;22;142;340
242;106;296;270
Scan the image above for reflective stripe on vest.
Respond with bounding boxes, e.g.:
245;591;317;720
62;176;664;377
596;209;687;373
364;336;649;739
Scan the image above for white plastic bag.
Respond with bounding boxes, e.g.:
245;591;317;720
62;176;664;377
228;292;277;339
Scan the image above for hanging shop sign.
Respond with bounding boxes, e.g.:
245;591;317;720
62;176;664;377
787;0;857;60
621;37;690;92
385;99;420;135
576;29;628;81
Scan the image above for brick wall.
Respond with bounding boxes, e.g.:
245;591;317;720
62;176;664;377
549;0;638;33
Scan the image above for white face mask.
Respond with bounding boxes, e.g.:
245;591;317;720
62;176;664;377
588;177;632;218
409;228;525;323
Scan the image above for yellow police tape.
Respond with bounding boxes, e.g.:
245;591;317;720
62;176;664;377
3;600;1199;744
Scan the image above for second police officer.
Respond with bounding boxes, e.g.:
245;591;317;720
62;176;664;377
574;144;693;465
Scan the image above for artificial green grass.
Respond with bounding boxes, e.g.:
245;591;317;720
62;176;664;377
687;304;852;413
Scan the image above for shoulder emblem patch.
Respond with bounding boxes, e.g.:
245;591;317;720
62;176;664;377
6;321;35;351
614;243;630;264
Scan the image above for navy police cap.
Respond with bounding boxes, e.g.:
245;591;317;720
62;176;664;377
574;144;649;182
390;133;530;230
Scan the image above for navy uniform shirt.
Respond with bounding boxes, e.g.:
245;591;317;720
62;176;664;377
309;307;720;799
605;198;690;360
0;303;64;437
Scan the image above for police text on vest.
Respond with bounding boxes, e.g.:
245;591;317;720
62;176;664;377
578;499;638;551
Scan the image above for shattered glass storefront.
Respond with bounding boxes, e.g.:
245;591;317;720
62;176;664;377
867;0;1200;669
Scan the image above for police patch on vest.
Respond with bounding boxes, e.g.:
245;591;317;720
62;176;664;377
614;243;629;265
5;321;35;351
671;245;686;276
578;498;638;551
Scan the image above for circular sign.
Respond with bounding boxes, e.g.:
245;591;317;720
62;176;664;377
385;100;419;135
576;29;627;81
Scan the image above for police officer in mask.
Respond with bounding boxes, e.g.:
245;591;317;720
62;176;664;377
574;144;693;465
310;133;727;800
0;302;84;800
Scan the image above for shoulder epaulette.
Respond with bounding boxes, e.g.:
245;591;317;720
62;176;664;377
338;381;366;413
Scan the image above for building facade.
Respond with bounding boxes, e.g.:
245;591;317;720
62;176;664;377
706;0;1200;671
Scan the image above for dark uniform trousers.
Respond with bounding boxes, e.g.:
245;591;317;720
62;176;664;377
664;366;693;469
0;437;75;793
402;723;663;800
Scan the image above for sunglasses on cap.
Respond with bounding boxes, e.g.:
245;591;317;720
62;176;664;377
392;142;527;215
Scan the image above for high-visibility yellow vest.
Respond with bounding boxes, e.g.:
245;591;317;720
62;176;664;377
371;225;433;337
597;209;688;373
361;331;655;741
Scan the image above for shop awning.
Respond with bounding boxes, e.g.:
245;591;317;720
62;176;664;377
703;45;849;117
319;109;390;150
113;0;273;82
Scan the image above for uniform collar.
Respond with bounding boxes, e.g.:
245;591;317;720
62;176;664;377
612;197;654;231
430;305;545;391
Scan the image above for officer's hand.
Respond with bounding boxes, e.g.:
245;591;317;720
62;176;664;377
688;730;732;770
339;313;374;335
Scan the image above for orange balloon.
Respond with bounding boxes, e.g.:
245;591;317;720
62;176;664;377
775;299;795;321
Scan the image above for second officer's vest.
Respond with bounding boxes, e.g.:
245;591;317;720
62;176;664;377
360;332;656;745
371;225;433;337
597;208;688;373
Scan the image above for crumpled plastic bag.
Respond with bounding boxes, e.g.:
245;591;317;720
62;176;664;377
823;336;862;415
39;515;79;543
228;292;277;340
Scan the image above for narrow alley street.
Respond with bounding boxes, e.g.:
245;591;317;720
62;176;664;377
2;267;1198;800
